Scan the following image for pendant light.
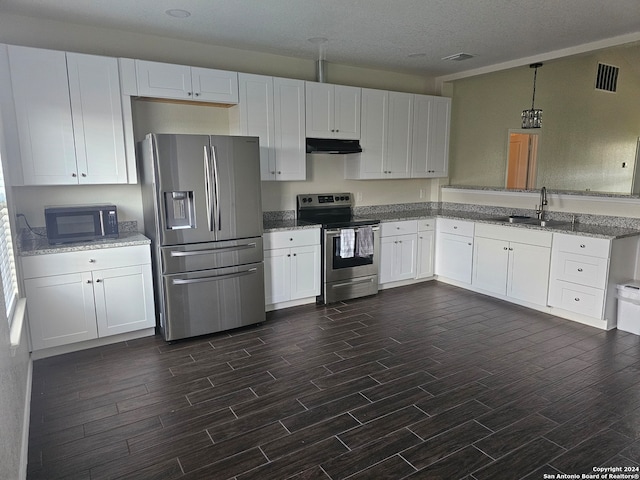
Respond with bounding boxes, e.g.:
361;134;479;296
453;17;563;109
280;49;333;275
522;63;543;129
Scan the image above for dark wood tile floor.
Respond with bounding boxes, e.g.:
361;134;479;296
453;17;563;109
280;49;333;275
27;281;640;479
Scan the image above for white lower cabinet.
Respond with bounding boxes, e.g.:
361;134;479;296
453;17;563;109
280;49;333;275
416;219;435;279
472;224;551;306
547;232;640;329
22;245;155;351
379;221;418;284
435;219;475;284
264;228;320;309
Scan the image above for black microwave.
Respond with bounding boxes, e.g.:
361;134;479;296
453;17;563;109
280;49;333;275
45;204;119;245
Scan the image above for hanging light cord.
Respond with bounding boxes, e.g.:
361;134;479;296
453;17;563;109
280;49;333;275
531;66;538;110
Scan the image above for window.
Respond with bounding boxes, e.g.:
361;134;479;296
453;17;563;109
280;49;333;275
0;149;18;324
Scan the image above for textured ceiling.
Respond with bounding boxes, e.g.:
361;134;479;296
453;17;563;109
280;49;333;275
1;0;639;77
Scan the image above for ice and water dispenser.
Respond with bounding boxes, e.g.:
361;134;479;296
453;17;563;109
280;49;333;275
165;191;195;229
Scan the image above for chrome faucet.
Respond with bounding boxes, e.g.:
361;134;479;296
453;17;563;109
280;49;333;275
536;186;548;220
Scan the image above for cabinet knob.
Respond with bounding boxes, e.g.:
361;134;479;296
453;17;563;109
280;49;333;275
187;92;192;96
453;226;458;229
96;279;102;283
293;253;297;256
277;171;282;174
580;244;586;248
577;268;583;272
81;173;87;177
89;259;96;263
287;254;291;257
468;243;472;246
271;171;276;174
289;238;293;241
574;297;580;302
86;280;92;284
331;129;335;132
509;247;513;251
195;92;200;97
72;173;77;177
503;247;508;250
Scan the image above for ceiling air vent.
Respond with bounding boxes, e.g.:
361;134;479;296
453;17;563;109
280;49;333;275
595;63;619;92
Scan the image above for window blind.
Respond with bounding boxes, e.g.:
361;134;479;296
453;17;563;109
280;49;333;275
0;153;18;323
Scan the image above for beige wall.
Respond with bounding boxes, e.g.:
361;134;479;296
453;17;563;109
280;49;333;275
449;46;640;194
0;13;439;225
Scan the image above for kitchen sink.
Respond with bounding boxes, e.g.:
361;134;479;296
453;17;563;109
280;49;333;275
489;215;568;228
491;215;532;224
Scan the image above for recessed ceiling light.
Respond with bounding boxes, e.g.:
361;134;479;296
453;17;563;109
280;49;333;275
441;52;474;61
166;9;191;18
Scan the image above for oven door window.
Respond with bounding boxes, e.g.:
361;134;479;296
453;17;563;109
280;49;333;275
332;232;374;269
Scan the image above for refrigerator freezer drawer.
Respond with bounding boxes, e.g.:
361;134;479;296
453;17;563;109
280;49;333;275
161;237;263;274
162;262;265;341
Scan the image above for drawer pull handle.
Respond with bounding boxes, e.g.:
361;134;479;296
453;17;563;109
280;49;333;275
577;268;583;272
574;297;580;302
453;226;458;229
580;244;586;248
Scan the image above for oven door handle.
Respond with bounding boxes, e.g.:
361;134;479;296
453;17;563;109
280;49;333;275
325;225;380;235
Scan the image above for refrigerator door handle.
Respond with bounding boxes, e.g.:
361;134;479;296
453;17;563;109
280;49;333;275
211;145;221;231
203;146;214;232
172;268;258;285
170;243;257;257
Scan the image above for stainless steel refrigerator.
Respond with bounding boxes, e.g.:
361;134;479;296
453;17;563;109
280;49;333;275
139;133;265;341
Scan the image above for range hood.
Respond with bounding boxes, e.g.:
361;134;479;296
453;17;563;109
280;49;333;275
306;138;362;154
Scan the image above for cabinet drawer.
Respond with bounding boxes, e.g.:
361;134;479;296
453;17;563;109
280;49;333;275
548;279;604;318
381;220;418;237
551;251;609;289
417;219;435;232
553;233;610;258
21;245;151;279
264;228;320;250
437;218;474;237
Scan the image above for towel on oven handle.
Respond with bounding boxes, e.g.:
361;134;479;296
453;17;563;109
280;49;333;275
356;226;374;257
340;228;355;258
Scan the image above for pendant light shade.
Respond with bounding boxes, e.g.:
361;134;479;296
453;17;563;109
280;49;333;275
522;63;543;129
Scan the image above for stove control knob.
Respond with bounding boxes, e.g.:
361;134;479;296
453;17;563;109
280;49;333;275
345;195;350;201
307;197;313;203
301;198;307;203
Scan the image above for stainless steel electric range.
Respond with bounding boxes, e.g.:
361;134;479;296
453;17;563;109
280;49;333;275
297;193;380;304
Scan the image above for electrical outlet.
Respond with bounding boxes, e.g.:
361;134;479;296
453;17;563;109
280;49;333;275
622;162;627;168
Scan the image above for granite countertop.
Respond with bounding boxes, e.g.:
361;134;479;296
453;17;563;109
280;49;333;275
263;209;640;240
19;231;151;257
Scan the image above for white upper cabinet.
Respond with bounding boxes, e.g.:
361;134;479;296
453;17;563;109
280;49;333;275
305;82;361;139
345;89;412;179
7;46;129;185
237;73;306;181
411;95;451;178
136;60;238;103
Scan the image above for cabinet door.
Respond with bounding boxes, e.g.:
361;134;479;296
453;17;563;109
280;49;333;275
136;60;192;99
395;234;417;281
290;244;320;300
416;230;435;279
508;243;551;306
191;67;238;103
264;248;291;305
238;74;275;180
435;233;473;284
305;82;334;138
411;95;450;178
386;92;413;178
67;53;128;184
25;272;98;350
93;264;155;337
334;85;361;140
472;237;509;295
379;236;397;284
8;45;77;185
273;77;306;181
427;96;451;177
358;88;387;179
